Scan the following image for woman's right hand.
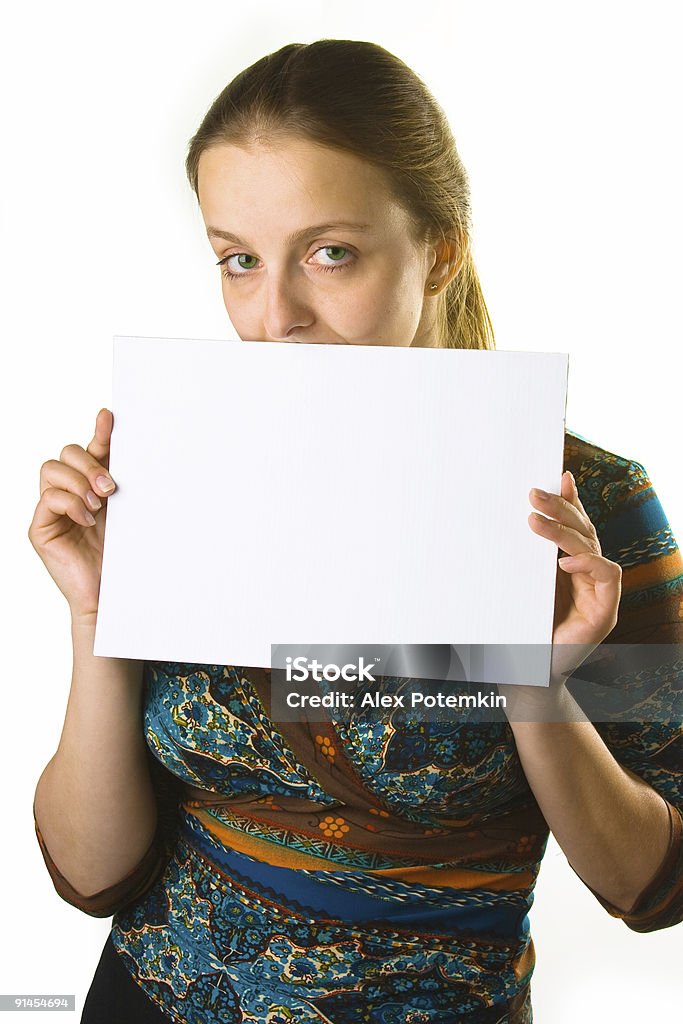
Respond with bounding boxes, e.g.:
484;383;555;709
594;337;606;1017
28;408;118;625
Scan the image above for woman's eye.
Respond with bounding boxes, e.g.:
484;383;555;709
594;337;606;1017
217;245;355;280
217;253;259;278
311;245;353;269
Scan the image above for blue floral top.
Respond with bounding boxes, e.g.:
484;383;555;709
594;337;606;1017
35;431;683;1024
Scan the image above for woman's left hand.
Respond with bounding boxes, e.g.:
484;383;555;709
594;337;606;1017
498;470;622;715
530;469;622;653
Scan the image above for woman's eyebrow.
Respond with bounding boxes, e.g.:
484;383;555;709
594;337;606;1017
207;221;373;245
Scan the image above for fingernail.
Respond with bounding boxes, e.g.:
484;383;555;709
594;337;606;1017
86;490;102;511
96;474;115;493
84;511;96;526
533;488;550;500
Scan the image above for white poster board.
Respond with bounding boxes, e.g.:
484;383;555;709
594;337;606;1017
93;337;568;683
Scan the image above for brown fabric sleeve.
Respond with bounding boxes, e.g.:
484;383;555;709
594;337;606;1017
564;456;683;932
33;807;167;918
33;748;183;919
572;800;683;933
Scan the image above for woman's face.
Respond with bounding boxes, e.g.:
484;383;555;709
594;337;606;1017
197;137;441;347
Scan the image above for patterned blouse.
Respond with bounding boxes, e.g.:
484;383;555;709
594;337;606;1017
34;430;683;1024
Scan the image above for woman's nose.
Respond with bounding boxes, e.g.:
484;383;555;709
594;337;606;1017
262;273;314;341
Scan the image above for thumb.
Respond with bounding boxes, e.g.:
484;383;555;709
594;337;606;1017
86;408;113;467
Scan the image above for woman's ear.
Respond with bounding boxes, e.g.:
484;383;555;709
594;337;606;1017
425;231;468;295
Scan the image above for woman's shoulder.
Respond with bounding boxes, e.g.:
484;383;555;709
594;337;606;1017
563;427;655;538
564;427;648;482
564;428;681;640
563;426;680;573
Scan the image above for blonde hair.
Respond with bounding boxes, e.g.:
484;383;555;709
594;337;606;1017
186;40;495;350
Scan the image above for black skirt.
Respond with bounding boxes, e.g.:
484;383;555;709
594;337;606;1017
81;933;173;1023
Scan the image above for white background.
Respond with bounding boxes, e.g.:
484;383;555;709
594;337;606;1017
2;1;680;1020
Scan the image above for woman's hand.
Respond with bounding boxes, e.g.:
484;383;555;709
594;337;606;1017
498;470;622;718
28;409;117;626
529;469;622;654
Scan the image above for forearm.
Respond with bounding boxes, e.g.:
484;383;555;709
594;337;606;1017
33;621;157;897
509;686;672;912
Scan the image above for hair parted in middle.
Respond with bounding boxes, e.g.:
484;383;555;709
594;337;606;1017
186;39;495;351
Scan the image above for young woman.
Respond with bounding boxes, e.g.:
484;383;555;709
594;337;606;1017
29;40;682;1024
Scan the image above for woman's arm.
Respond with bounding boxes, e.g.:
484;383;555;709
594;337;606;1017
33;619;158;901
507;692;674;913
502;448;683;930
29;410;173;915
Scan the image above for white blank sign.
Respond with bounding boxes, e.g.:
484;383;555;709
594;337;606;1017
93;337;568;681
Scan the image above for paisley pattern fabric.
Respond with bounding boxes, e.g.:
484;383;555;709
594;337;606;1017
34;430;683;1023
112;661;539;1023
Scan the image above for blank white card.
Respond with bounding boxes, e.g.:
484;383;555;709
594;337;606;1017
93;337;568;681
